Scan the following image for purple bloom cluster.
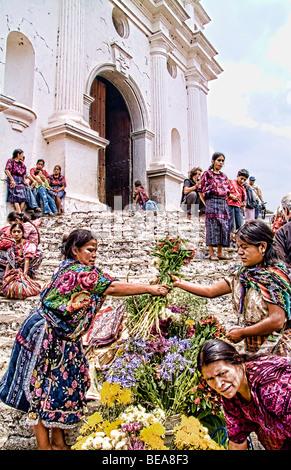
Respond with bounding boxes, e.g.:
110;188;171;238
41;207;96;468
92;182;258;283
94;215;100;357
121;422;142;433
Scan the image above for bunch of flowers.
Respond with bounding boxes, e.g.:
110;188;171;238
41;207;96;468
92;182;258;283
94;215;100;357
128;236;196;339
104;314;225;417
173;415;224;451
72;390;167;451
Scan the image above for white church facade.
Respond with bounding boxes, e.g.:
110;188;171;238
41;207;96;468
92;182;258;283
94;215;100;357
0;0;222;221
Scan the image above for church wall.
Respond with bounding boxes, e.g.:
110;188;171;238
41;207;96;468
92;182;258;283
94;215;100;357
0;0;222;219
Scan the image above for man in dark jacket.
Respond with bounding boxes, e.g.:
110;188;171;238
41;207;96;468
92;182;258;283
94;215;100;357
181;167;205;218
274;193;291;267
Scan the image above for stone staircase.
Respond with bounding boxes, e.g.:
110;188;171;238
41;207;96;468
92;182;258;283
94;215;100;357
0;209;239;449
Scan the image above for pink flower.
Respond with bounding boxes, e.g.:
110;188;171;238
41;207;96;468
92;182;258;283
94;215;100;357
77;270;99;290
56;271;78;294
63;371;68;380
71;380;78;389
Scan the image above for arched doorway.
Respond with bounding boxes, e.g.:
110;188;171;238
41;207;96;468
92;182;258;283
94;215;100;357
89;76;131;210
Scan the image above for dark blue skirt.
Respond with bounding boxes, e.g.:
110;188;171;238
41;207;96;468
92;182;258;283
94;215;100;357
205;196;230;247
6;175;28;204
0;309;45;412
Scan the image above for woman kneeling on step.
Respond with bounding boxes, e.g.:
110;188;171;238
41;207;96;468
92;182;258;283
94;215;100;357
172;219;291;355
0;228;170;450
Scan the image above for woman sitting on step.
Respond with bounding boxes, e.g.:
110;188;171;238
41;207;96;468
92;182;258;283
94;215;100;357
0;212;42;283
172;220;291;356
3;222;43;280
0;228;170;450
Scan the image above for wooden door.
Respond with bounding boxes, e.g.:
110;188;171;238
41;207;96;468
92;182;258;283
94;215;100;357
89;78;106;203
89;76;131;209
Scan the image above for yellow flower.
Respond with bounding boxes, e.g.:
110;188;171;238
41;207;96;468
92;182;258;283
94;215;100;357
103;419;121;438
117;388;132;405
140;423;167;450
71;432;95;450
87;412;103;428
173;416;224;451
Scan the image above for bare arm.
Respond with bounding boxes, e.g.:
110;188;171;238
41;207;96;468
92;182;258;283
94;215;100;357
104;281;171;297
228;439;248;450
183;184;198;195
198;192;206;206
226;303;286;343
172;275;231;298
23;258;30;276
5;169;16;187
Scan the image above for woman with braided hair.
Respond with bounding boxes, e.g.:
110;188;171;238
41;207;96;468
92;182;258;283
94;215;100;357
172;219;291;355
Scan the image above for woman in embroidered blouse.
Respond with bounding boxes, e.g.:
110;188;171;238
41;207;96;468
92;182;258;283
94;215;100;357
0;229;170;450
5;149;28;213
48;165;66;214
197;339;291;450
0;212;42;282
198;152;230;261
4;222;42;279
172;220;291;355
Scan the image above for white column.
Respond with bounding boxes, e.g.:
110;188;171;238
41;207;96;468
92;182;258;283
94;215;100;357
186;70;209;169
50;0;87;126
149;32;173;166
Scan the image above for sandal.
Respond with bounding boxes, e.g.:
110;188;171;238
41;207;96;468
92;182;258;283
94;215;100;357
218;256;230;260
210;255;219;261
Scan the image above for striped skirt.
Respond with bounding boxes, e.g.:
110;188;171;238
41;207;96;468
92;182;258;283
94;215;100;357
205;196;230;247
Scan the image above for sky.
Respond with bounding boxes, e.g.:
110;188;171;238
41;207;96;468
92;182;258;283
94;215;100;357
202;0;291;212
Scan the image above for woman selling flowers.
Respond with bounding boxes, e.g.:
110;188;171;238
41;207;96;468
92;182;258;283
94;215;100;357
0;229;170;450
172;220;291;355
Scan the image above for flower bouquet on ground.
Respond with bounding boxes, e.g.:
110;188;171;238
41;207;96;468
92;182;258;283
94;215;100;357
104;311;226;418
126;236;196;339
173;415;225;450
72;382;167;450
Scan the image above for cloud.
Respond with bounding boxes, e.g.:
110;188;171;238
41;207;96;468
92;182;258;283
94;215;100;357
267;10;291;70
207;60;291;138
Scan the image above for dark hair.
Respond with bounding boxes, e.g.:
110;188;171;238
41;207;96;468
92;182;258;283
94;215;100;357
209;152;225;170
10;222;24;236
235;220;283;267
237;169;249;179
61;229;96;259
12;149;24;159
189;167;202;179
7;211;40;244
36;159;45;165
134;180;143;188
197;339;259;373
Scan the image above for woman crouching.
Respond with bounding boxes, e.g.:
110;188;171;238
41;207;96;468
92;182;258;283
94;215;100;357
197;339;291;450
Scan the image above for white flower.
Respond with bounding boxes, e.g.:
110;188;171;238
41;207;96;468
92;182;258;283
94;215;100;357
92;436;103;449
95;431;106;438
115;439;128;450
101;436;114;450
110;429;121;440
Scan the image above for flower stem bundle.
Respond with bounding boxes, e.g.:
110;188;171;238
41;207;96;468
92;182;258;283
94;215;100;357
128;236;196;340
